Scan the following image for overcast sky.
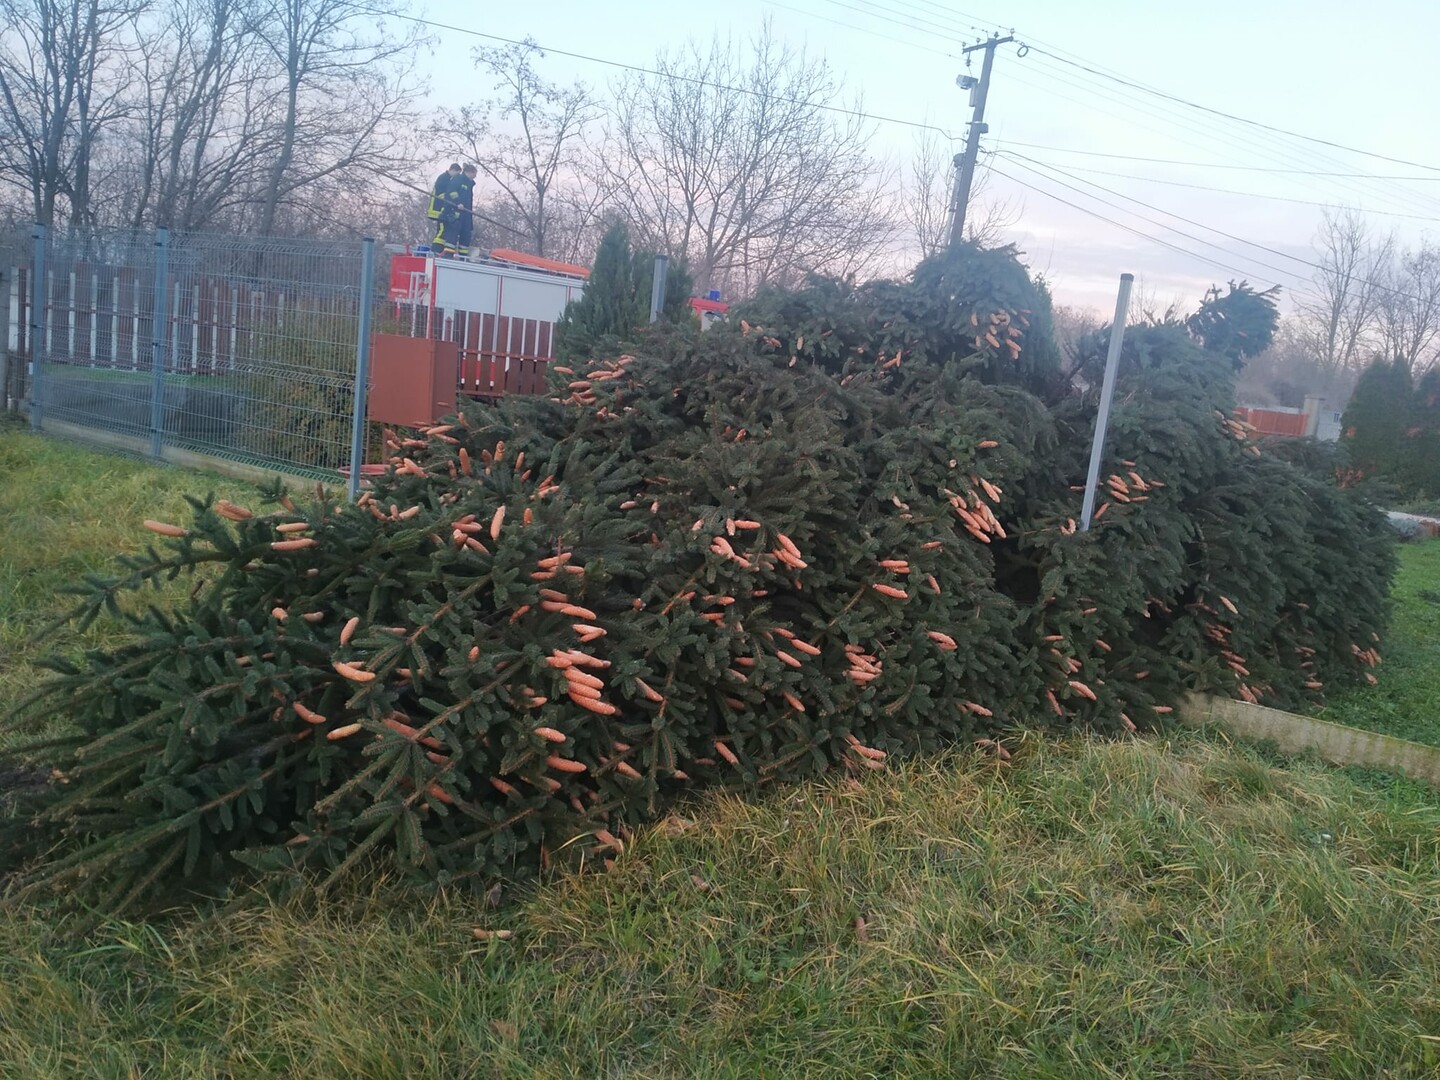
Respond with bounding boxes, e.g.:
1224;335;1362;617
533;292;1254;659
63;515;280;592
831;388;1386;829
420;0;1440;313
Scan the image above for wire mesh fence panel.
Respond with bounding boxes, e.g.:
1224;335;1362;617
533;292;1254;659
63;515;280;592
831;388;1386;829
160;232;365;476
14;225;369;479
29;228;165;441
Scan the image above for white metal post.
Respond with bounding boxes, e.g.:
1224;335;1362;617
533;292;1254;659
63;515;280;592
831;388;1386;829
1080;273;1135;532
348;238;377;501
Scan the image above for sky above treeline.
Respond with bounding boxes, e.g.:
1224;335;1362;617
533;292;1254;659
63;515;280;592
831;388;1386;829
420;0;1440;313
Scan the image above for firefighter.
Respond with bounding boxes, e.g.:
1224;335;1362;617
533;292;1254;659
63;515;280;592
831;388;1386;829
427;163;462;254
454;163;478;256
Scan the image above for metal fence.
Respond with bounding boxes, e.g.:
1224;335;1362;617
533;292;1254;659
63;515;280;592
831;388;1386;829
7;224;377;491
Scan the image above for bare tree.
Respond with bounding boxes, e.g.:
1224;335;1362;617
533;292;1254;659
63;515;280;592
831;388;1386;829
901;130;1020;262
1376;240;1440;374
250;0;424;237
597;23;896;295
0;0;428;235
114;0;269;230
1234;316;1354;407
0;0;144;224
1300;206;1392;374
1051;303;1102;367
902;127;952;261
964;166;1022;251
434;40;598;259
1129;277;1184;325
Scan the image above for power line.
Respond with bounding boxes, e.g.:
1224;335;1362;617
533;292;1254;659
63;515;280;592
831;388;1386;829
999;156;1440;223
995;66;1405;217
990;140;1440;181
1016;52;1440;219
986;163;1298;292
764;0;962;62
842;0;1436;183
1025;46;1440;175
815;0;983;47
996;153;1315;289
997;151;1436;306
783;0;1440;216
357;8;958;139
804;0;1440;214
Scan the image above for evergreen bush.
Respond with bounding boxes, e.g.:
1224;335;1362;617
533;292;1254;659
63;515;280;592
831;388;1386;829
1342;360;1440;501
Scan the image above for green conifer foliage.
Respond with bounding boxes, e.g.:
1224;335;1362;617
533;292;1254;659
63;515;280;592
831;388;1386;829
1340;359;1439;496
1186;281;1281;369
1406;367;1440;496
556;224;695;361
1;247;1395;915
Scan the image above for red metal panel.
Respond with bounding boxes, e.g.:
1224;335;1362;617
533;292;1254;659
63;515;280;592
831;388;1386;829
474;355;502;397
234;285;250;368
368;334;458;428
215;282;232;373
388;254;428;302
461;311;481;392
54;266;74;364
507;356;546;395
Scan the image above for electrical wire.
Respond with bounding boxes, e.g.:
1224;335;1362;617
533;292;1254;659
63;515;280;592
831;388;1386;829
805;0;1440;213
986;163;1299;292
996;153;1315;291
764;0;963;61
361;2;1416;308
999;150;1403;279
1024;46;1440;175
987;140;1440;180
784;0;1440;219
997;151;1435;306
1018;51;1440;218
995;156;1440;223
356;7;958;138
994;66;1404;217
815;0;982;48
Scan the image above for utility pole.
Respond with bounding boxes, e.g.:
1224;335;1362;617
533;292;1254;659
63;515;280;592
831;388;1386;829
949;34;1014;249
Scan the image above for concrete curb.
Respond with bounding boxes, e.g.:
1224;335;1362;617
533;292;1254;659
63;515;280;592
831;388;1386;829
1179;693;1440;786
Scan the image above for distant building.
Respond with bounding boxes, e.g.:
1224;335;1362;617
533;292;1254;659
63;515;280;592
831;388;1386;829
1235;395;1341;442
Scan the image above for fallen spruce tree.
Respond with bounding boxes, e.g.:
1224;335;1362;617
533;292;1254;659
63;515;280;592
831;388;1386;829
1;245;1395;914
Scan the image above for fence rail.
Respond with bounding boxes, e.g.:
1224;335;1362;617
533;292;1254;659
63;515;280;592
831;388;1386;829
5;226;574;485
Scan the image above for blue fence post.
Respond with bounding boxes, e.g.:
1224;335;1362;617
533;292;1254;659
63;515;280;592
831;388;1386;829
348;237;376;501
149;228;171;459
28;223;46;431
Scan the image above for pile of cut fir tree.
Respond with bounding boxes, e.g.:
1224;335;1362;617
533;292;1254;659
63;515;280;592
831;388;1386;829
0;243;1395;915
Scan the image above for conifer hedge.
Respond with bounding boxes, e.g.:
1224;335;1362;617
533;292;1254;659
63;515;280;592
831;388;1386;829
1;246;1396;914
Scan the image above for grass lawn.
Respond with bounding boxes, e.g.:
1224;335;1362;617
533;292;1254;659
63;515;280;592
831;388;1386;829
3;737;1440;1078
3;429;1440;1078
0;420;265;746
1314;540;1440;747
